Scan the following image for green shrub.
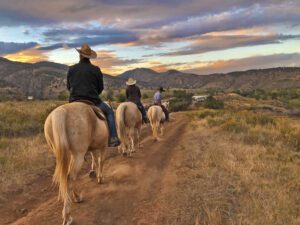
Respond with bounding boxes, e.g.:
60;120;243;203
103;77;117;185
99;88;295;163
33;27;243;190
142;93;149;99
204;96;224;109
116;92;126;102
169;90;193;112
106;89;114;101
57;90;69;101
173;90;193;99
169;100;191;112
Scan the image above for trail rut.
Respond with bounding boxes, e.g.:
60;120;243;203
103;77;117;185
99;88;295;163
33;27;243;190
2;113;187;225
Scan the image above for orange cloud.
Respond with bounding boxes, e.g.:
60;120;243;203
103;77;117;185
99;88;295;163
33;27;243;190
148;61;169;72
4;45;48;63
112;41;138;47
183;53;300;74
203;27;271;37
91;50;141;75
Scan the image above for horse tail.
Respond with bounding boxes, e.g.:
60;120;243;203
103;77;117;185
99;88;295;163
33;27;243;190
116;104;127;143
51;108;71;203
147;106;154;126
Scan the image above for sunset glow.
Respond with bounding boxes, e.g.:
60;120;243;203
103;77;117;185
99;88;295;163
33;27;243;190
0;1;300;75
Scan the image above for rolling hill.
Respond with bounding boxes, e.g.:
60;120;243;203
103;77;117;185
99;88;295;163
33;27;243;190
0;57;128;99
0;57;300;99
119;67;300;89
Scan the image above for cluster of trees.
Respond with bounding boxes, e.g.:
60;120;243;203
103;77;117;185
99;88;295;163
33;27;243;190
234;88;300;101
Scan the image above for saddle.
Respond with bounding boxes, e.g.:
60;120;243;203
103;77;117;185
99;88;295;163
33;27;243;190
73;100;106;121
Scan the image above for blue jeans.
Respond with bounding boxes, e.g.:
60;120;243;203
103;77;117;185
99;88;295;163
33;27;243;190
136;102;147;120
96;102;118;140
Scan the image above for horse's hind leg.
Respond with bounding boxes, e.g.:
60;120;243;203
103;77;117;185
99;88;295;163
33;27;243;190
97;148;106;184
89;152;97;178
62;198;72;225
129;128;135;155
155;122;162;141
136;126;142;149
160;123;164;136
69;153;85;203
154;123;159;141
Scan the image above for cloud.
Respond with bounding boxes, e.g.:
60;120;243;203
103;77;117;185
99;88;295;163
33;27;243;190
142;2;300;43
39;27;138;50
92;50;141;75
0;41;38;55
159;34;300;56
22;29;30;35
3;45;49;63
0;1;298;31
183;53;300;74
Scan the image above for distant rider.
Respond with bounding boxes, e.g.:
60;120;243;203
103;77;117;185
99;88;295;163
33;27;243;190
125;78;148;123
153;87;169;122
67;44;120;147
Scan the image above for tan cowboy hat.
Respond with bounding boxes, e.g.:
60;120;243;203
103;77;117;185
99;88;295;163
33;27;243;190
126;78;137;85
76;44;97;59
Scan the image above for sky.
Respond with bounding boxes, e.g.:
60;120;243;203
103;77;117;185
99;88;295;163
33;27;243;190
0;0;300;75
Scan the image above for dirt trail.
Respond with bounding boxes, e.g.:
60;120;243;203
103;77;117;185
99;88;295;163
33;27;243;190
2;113;187;225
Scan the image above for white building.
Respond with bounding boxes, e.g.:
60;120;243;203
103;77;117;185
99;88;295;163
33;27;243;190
192;95;208;103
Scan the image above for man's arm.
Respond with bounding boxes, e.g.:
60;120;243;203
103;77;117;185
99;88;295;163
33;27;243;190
96;67;104;94
126;87;129;99
137;86;141;98
67;68;71;91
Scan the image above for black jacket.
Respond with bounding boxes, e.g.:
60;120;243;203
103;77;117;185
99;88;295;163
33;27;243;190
126;85;141;103
67;58;103;105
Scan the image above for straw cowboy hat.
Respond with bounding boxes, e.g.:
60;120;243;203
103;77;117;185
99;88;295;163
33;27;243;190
76;44;97;59
126;78;137;85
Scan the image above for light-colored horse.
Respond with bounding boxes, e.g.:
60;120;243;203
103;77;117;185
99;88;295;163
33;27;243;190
44;102;108;225
147;105;166;141
116;102;142;156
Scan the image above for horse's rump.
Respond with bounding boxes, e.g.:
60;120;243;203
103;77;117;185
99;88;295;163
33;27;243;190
44;102;108;224
72;100;106;120
116;102;142;154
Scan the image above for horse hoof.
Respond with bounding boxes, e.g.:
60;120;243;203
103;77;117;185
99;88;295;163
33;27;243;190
89;170;96;178
122;152;128;157
63;216;73;225
74;194;83;203
97;177;103;184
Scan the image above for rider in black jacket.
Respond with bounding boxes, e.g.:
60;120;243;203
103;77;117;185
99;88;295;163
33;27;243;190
125;78;148;123
67;44;120;147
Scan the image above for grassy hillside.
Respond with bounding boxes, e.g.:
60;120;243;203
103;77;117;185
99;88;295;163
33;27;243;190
1;57;300;100
0;95;299;224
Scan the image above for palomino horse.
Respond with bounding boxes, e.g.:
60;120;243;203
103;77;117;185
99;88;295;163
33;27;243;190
116;102;142;156
44;102;108;225
147;105;166;141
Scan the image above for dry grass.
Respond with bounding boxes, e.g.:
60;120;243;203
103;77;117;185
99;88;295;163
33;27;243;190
0;101;63;193
0;100;63;137
0;135;54;193
0;99;300;225
161;117;300;225
188;108;300;152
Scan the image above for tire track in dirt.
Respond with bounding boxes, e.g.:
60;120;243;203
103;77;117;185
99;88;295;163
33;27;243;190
6;113;187;225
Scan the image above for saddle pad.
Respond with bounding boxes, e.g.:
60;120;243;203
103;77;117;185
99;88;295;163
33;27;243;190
90;105;106;121
73;100;106;121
